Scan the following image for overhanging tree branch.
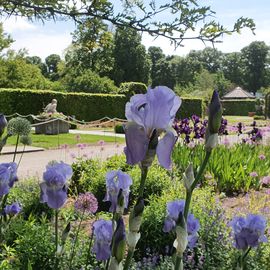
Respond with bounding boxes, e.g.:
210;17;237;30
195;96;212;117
0;0;255;46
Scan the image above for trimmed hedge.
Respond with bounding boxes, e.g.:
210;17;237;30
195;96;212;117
119;82;147;97
0;88;204;121
0;89;127;121
177;97;204;118
221;99;256;116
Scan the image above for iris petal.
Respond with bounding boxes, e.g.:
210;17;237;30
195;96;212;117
124;122;149;165
156;129;177;169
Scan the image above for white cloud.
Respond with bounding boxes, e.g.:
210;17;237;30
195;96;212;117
2;17;37;33
9;32;72;60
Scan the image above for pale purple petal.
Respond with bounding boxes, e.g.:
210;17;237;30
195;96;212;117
163;218;175;232
144;86;178;130
125;94;147;126
156;130;177;169
167;200;185;220
124;122;149;165
45;186;68;209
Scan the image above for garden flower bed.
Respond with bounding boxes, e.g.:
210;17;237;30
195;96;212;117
1;87;270;269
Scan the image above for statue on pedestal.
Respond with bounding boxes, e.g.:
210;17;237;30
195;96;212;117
44;99;57;114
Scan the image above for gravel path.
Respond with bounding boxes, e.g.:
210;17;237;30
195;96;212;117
0;143;125;179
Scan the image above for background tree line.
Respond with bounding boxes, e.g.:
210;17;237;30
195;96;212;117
0;19;269;98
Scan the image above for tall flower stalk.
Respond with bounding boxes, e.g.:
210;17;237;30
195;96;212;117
174;90;222;270
123;86;181;269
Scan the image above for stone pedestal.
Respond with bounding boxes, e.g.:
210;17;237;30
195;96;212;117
35;119;69;135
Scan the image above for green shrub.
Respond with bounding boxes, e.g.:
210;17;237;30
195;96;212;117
0;88;127;121
119;82;147;97
8;178;53;219
177;97;205;118
221;99;256;116
253;115;265;120
5;216;55;269
114;123;125;134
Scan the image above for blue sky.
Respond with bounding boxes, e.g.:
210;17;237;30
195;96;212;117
1;0;269;60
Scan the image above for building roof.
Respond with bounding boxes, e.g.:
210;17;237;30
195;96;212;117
223;87;255;99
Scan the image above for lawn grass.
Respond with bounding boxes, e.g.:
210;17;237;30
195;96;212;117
6;132;125;149
224;115;269;126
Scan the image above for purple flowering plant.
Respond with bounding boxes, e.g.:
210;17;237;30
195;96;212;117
229;214;267;269
104;170;132;213
0;162;18;197
40;161;73;209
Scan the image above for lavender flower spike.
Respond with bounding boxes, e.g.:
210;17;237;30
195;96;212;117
92;219;113;261
0;162;18;196
124;86;181;169
104;170;132;213
229;214;267;250
40;161;72;209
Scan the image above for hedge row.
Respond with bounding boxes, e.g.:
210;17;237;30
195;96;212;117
0;89;127;121
221;99;256;116
0;88;204;121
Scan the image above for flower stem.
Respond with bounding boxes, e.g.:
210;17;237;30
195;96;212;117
12;134;20;162
55;209;59;269
175;151;212;270
123;166;148;270
68;213;84;269
86;224;94;267
17;145;25;169
138;166;148;197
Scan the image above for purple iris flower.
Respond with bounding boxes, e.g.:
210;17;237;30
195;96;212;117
4;202;21;215
40;161;73;209
92;219;113;261
104;170;132;213
229;214;267;250
124;86;181;169
0;162;18;196
163;200;200;248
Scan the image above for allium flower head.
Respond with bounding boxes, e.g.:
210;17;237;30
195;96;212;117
75;192;98;214
7;117;31;136
261;176;270;185
163;200;200;247
0;162;18;196
259;154;266;160
104;170;132;213
92;219;113;261
229;214;267;250
124;86;181;169
4;202;21;216
40;161;72;209
250;171;258;177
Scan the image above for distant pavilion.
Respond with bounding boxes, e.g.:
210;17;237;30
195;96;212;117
222;86;255;100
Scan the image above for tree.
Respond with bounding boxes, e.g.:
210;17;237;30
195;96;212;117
45;54;61;81
113;27;150;85
148;46;165;86
67;18;115;78
0;23;13;53
222;52;244;86
0;1;255;47
241;41;270;94
25;55;48;76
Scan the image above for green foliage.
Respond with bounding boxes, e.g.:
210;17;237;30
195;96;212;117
0;23;13;53
0;89;127;121
177;97;205;118
113;27;150;85
62;69;119;93
119;82;147;97
0;57;51;90
8;178;53;219
221;99;256;116
5;216;55;269
173;143;270;193
70;155;172;211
